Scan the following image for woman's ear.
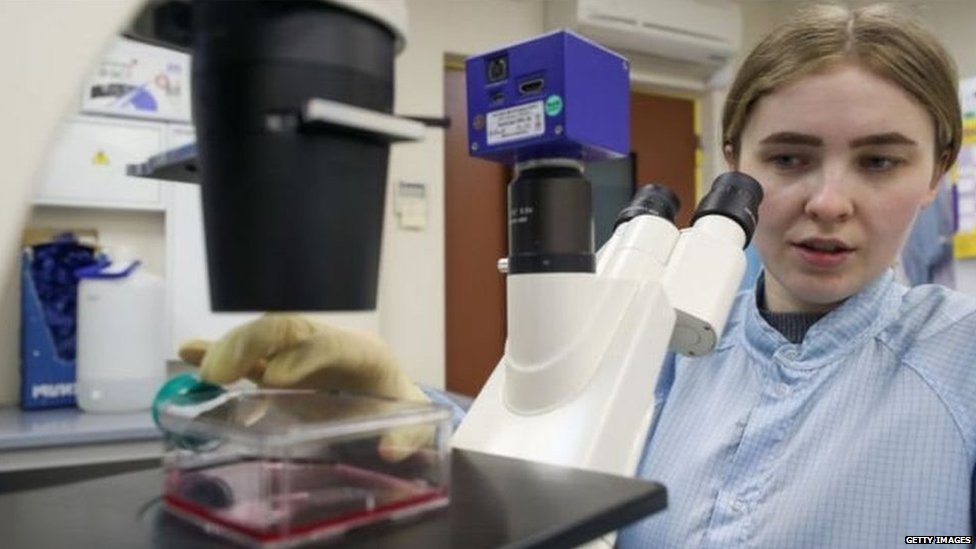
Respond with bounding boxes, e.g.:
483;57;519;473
723;143;738;171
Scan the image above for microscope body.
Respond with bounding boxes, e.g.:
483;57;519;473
453;245;678;476
453;187;756;476
452;31;762;478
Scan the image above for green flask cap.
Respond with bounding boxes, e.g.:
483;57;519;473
152;373;225;429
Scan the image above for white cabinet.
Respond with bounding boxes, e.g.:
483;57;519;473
34;116;165;211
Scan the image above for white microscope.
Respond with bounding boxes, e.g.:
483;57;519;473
452;31;763;480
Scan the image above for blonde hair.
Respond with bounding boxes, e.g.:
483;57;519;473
722;4;961;168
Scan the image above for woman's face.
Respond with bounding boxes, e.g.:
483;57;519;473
732;63;944;313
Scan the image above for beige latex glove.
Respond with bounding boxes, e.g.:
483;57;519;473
178;314;431;461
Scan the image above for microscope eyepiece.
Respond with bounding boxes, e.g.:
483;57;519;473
614;183;681;228
690;172;763;247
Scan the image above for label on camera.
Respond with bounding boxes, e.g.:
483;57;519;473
486;101;545;145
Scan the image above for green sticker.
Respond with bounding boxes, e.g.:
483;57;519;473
545;95;563;116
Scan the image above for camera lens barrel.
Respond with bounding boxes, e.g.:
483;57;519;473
507;163;594;274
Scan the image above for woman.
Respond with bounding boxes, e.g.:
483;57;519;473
183;4;976;547
619;4;975;547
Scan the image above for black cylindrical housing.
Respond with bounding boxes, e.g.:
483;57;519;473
614;183;681;229
192;0;395;311
691;171;764;247
508;165;594;274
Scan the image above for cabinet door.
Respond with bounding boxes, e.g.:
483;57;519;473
164;125;258;357
35;117;164;210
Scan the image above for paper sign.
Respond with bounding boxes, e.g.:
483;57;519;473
81;38;191;122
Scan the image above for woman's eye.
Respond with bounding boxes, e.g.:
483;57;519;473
859;156;902;171
767;154;805;169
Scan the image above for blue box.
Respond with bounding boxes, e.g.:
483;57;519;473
466;30;630;164
20;250;77;409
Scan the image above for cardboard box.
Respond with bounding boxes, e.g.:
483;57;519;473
20;229;99;410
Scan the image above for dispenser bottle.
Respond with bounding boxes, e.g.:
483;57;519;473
75;249;166;412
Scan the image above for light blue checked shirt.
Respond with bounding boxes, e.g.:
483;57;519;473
618;270;976;548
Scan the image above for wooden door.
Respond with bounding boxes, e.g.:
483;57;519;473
444;67;508;397
444;68;697;397
630;93;697;227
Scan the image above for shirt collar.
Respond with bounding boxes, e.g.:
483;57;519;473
739;270;901;370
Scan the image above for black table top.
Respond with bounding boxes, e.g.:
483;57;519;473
0;449;666;549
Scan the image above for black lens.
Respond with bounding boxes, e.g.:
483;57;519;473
690;172;764;247
487;56;508;83
507;165;594;274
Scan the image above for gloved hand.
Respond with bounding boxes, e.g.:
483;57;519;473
178;314;432;461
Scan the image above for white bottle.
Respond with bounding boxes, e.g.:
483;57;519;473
76;250;166;412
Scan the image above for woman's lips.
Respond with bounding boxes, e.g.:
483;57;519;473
792;241;854;268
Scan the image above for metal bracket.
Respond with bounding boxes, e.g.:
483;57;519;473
127;142;200;184
128;99;431;183
298;98;425;143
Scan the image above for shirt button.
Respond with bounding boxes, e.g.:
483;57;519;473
774;382;791;398
730;499;746;513
781;348;798;360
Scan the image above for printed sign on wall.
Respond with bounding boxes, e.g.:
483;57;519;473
81;38;191;123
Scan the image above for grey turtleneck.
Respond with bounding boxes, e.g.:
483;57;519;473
755;277;827;344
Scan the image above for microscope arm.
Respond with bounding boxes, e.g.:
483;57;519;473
128;97;426;183
452;173;761;479
452;210;682;477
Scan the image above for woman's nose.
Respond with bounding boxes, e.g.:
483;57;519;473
804;168;854;222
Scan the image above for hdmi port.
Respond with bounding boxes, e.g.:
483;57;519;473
518;78;545;95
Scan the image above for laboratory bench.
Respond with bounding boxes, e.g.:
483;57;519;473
0;405;163;477
0;448;666;548
0;403;668;547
